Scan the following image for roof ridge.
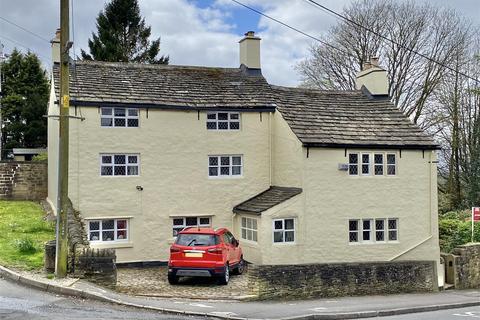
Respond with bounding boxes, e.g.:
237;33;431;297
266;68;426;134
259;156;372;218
71;60;242;72
271;84;361;94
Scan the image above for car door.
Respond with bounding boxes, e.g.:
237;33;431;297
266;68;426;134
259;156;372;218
222;233;233;263
225;231;239;265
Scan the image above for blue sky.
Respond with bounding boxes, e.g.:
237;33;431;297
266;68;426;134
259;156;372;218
1;0;479;86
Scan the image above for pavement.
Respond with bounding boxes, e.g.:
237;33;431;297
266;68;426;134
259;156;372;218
1;265;480;320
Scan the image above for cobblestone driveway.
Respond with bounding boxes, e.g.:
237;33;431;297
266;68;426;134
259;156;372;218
116;266;249;300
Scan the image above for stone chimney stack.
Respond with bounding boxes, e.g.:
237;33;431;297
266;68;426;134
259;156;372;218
51;29;61;64
356;57;388;96
239;31;261;70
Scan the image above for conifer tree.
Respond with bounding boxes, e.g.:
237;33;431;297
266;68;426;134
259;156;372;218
81;0;168;64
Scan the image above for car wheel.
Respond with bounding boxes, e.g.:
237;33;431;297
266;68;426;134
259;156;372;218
218;263;229;285
168;273;179;285
233;257;245;275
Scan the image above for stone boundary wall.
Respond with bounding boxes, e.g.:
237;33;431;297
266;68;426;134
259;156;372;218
73;248;117;289
248;261;437;300
0;161;47;200
443;243;480;289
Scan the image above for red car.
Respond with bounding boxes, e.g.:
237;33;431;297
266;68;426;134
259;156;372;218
168;227;245;285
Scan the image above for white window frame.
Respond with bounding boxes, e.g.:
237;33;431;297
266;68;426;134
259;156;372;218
88;219;129;243
208;155;243;178
348;152;397;177
272;218;295;244
172;216;211;236
241;216;258;242
206;112;240;130
349;218;399;244
100;154;140;177
100;107;139;128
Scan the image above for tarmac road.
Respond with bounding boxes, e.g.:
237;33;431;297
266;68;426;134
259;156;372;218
376;306;480;319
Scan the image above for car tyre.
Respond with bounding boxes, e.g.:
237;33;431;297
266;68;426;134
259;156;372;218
218;263;230;285
233;257;245;275
168;273;179;285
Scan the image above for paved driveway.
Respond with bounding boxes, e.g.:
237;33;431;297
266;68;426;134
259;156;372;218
116;266;249;300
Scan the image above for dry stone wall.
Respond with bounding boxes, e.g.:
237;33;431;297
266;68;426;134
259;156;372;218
446;243;480;289
248;261;437;300
0;162;47;200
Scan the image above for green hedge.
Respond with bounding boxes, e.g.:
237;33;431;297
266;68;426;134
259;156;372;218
439;210;480;252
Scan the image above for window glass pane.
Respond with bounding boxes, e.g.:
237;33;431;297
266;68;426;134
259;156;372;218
127;119;139;127
114;108;126;116
102;220;114;230
232;166;241;175
218;113;228;120
209;167;218;176
230;113;239;120
374;154;383;164
362;154;370;163
374;165;384;175
101;118;113;127
363;220;371;230
274;220;283;230
101;108;112;115
101;166;113;176
241;218;246;228
387;154;396;164
218;122;228;130
114;166;126;175
349;232;358;242
206;122;217;130
363;231;371;241
89;221;100;230
362;164;369;174
247;229;252;240
230;122;240;130
128;109;138;116
284;219;294;230
349;220;358;231
242;228;247;239
173;218;184;226
114;118;126;127
389;231;398;241
220;157;230;165
387;165;396;175
232;156;241;165
285;231;295;242
207;113;216;120
252;219;257;229
209;157;218;166
127;166;138;175
117;230;127;240
388;219;397;229
349;165;358;175
116;220;127;229
220;167;230;175
114;155;126;164
375;219;384;230
376;231;385;241
349;154;358;163
128;156;138;163
246;218;252;229
102;231;115;241
252;231;257;241
186;217;198;226
90;232;100;241
199;217;210;225
102;156;112;164
273;231;283;243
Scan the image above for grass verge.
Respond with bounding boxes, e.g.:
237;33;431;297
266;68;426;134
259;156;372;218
0;201;55;270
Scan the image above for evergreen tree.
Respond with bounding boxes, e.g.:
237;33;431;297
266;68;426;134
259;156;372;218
81;0;168;64
0;49;49;150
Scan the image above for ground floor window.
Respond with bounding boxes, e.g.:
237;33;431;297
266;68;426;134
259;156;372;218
88;219;128;242
273;218;295;243
172;216;211;236
241;217;258;242
349;218;398;243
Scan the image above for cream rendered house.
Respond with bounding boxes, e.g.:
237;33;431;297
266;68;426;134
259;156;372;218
48;32;440;273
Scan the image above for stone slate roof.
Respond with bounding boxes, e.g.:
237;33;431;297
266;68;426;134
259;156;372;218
233;186;303;215
52;61;274;109
272;86;438;149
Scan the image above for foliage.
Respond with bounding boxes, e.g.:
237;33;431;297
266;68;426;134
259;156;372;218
81;0;168;64
0;49;49;150
438;210;480;252
32;153;48;162
0;201;55;270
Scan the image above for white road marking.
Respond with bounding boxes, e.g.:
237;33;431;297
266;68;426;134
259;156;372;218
189;303;214;308
209;311;238;317
453;312;480;318
309;307;327;312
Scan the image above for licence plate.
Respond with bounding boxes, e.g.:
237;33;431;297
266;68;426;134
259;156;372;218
185;252;203;258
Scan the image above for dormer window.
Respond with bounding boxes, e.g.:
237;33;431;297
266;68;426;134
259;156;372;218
206;112;240;130
101;107;139;127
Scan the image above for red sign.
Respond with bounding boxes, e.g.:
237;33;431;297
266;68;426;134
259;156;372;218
473;207;480;222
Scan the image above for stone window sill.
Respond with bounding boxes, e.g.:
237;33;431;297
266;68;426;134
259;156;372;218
90;241;133;249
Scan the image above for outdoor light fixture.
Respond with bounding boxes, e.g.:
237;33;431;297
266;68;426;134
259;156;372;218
136;185;143;191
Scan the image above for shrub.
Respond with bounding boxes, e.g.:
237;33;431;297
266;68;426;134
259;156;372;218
439;217;480;252
13;237;38;254
32;153;47;161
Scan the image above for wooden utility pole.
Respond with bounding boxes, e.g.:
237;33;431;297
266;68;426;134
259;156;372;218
55;0;70;278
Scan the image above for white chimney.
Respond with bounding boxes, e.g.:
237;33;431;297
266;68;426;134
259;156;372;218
239;31;261;69
51;29;60;64
355;57;388;96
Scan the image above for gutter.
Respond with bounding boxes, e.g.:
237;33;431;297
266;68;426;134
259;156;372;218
302;142;440;151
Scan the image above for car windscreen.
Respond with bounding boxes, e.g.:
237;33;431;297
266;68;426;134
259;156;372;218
175;234;219;247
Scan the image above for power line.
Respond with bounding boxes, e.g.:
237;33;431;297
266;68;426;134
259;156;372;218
229;0;350;56
304;0;479;83
0;16;51;43
0;34;51;65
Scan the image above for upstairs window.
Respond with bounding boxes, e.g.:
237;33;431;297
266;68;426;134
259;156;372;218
101;107;139;127
206;112;240;130
208;155;242;178
100;154;139;176
349;152;397;176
